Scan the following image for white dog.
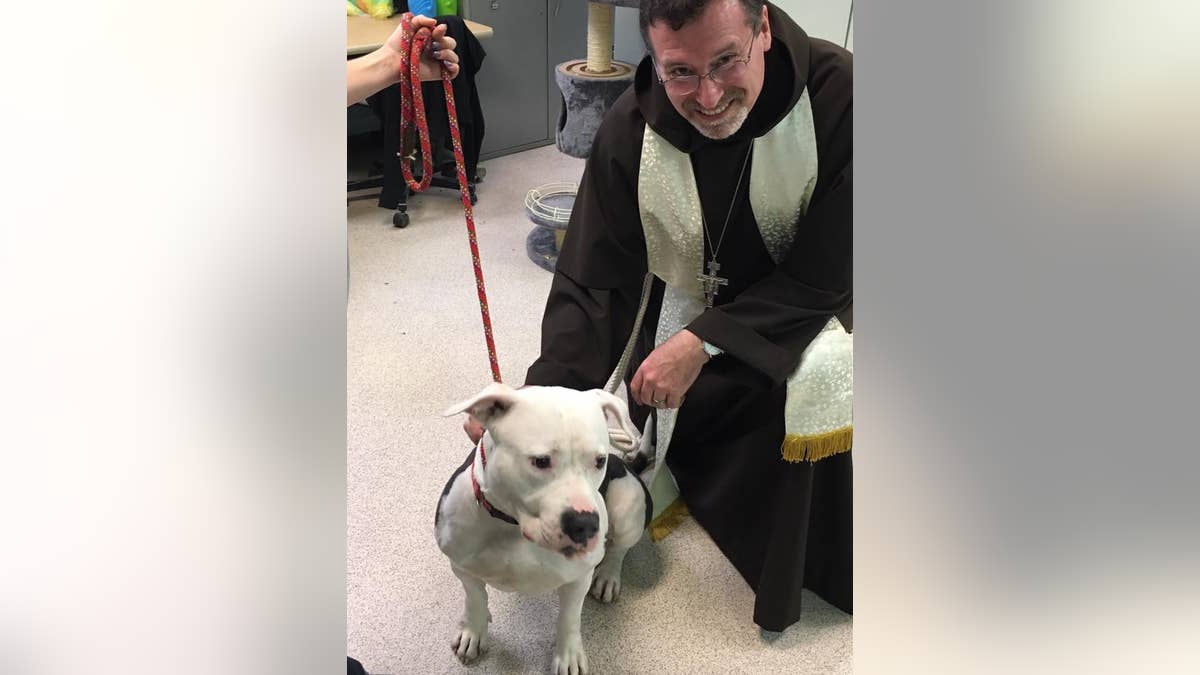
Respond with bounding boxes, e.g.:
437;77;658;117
436;383;652;674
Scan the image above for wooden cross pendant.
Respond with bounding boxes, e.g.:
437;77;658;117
697;259;729;308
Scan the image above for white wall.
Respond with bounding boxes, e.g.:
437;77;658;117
768;0;853;49
614;6;646;65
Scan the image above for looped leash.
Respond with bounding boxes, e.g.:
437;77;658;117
396;13;502;383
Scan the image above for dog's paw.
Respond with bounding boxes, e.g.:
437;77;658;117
551;634;588;675
590;568;621;603
451;623;488;664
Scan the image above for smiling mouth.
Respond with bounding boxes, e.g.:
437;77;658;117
694;99;734;119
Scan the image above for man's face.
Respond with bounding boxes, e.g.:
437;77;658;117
648;0;772;140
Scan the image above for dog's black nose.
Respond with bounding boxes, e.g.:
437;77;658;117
561;509;599;545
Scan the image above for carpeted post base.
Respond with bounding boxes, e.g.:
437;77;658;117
554;60;636;159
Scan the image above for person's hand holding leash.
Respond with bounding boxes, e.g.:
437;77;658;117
631;329;710;409
385;15;461;82
347;14;461;106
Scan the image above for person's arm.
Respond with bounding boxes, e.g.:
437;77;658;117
347;15;461;106
626;158;851;407
685;162;851;384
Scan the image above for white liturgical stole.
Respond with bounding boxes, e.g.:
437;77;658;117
635;88;853;474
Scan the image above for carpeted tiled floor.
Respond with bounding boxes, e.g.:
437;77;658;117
346;145;852;674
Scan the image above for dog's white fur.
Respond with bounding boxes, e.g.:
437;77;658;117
436;383;649;674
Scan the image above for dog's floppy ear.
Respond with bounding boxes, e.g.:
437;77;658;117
443;382;519;427
590;389;641;455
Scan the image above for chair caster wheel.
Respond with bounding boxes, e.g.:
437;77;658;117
393;211;409;228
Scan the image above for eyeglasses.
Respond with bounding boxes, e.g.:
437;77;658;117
655;32;758;96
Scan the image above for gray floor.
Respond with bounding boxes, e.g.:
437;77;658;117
347;145;852;674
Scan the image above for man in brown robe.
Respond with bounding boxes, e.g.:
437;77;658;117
480;0;853;632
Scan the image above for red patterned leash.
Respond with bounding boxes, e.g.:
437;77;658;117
397;13;502;383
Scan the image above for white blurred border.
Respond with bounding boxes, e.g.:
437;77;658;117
858;1;1200;673
4;1;1200;674
1;3;346;674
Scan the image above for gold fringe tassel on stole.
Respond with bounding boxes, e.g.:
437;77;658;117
781;426;853;463
647;498;689;542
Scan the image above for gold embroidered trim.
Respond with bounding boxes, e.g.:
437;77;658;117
781;426;853;463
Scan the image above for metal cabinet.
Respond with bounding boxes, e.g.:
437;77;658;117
460;0;558;159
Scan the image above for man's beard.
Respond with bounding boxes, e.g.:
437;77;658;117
685;94;750;140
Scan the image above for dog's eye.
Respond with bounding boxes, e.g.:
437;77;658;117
531;456;552;470
594;456;606;470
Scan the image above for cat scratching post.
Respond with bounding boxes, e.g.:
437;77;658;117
554;1;638;157
527;0;640;271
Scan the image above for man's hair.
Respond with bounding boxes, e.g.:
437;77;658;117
638;0;765;55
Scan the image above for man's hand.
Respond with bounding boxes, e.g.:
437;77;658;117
630;329;710;409
385;15;461;82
